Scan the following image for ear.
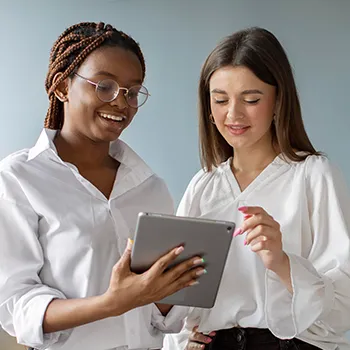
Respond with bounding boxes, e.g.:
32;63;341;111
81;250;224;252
52;72;69;102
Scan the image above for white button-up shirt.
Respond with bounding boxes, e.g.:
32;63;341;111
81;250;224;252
0;129;188;350
164;155;350;350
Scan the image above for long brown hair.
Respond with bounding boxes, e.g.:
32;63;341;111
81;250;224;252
44;22;146;130
199;27;320;171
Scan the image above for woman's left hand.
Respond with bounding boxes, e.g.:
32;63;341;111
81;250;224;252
234;206;289;273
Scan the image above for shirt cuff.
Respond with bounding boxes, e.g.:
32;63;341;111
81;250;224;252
151;304;189;333
265;253;334;339
13;290;70;350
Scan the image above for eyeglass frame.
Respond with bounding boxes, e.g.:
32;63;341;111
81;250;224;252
74;73;150;108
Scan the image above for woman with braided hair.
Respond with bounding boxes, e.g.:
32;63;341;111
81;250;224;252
0;22;203;350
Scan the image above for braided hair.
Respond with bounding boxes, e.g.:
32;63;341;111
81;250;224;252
44;22;146;130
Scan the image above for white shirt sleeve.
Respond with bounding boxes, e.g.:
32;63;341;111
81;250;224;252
265;156;350;339
162;324;191;350
151;305;189;333
0;173;69;349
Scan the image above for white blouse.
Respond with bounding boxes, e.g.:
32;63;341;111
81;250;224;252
0;129;188;350
164;155;350;350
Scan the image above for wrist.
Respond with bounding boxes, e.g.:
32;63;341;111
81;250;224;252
99;290;136;317
270;252;290;276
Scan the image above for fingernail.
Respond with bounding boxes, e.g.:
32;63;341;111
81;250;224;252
233;228;242;237
209;331;216;336
189;280;200;286
206;337;213;343
244;239;248;246
244;214;252;220
127;238;134;249
193;258;205;265
238;206;248;212
196;269;207;276
175;246;184;255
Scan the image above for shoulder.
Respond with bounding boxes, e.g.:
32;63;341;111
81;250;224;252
0;149;30;174
185;159;230;196
284;154;334;179
0;149;33;204
293;154;348;195
302;154;341;184
146;174;172;196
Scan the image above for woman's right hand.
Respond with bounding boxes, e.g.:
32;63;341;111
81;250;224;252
186;326;216;349
102;239;206;316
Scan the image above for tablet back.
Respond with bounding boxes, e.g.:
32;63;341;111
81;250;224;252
130;212;235;308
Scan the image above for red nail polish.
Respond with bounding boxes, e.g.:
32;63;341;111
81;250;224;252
244;239;247;246
244;214;252;220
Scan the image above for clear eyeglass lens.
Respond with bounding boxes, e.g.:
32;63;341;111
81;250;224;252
96;79;149;107
96;79;118;102
126;85;149;108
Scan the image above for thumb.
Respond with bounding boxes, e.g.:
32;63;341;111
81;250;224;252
116;238;133;270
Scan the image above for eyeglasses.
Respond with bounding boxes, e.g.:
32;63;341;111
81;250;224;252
74;73;150;108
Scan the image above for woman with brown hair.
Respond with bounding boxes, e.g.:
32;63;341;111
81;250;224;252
0;22;205;350
165;27;350;350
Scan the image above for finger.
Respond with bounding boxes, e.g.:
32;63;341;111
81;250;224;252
114;238;133;272
160;267;206;298
165;256;205;281
250;239;275;252
245;225;279;246
148;245;185;275
238;205;266;215
189;331;213;344
249;235;267;247
187;341;205;350
236;214;274;236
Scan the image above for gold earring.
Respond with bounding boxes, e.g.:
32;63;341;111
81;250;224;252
54;91;68;102
59;95;68;102
209;114;215;124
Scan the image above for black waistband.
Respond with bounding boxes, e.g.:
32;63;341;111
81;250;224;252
205;327;320;350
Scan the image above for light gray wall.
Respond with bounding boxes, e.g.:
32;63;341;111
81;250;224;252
1;0;350;204
1;0;350;341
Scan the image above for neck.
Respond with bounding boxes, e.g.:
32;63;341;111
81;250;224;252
54;128;111;168
232;136;278;174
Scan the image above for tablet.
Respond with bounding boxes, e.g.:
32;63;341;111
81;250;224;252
130;212;235;308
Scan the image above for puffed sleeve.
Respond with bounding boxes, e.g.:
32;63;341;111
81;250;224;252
265;156;350;339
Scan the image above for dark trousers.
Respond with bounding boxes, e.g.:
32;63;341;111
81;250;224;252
205;328;321;350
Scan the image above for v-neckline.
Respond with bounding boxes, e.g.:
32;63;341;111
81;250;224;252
223;154;288;200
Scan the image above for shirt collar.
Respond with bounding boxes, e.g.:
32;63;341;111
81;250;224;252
27;128;154;180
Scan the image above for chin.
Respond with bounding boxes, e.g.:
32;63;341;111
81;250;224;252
90;129;122;143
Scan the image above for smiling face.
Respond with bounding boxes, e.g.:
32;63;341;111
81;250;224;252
209;65;277;151
61;45;144;143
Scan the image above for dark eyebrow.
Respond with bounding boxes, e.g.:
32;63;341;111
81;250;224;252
94;70;142;85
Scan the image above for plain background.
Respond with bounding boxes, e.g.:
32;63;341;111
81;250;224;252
1;0;350;204
0;0;349;345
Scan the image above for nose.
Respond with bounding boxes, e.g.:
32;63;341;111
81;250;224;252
110;89;128;109
227;101;243;120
